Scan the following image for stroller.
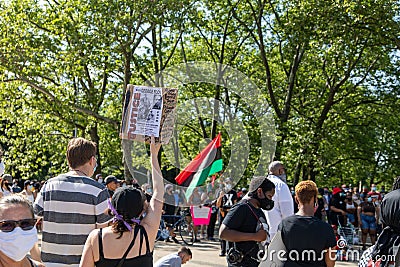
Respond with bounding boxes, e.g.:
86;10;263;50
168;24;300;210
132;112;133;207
337;216;360;261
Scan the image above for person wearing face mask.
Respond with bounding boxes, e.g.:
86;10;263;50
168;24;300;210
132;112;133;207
367;183;382;201
328;187;347;227
95;174;104;184
345;191;358;227
357;194;379;250
34;137;112;267
0;195;45;267
264;161;294;240
141;183;153;203
216;177;238;256
80;138;162;267
12;179;22;193
0;175;12;198
220;176;275;267
20;180;35;204
359;188;400;267
275;181;336;267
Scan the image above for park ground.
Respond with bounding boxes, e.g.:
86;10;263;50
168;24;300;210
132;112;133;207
154;239;359;267
35;232;360;266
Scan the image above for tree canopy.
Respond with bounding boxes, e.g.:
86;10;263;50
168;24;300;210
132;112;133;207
0;0;399;190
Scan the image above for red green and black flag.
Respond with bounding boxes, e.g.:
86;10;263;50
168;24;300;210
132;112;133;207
175;133;223;199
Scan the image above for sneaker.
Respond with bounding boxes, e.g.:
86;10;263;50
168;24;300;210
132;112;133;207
194;238;201;243
208;237;216;241
219;252;226;257
172;237;180;244
164;238;172;243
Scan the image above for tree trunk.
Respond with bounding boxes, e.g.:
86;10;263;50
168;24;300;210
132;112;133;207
89;124;101;177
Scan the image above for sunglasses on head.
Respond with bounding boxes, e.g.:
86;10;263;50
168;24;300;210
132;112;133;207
0;218;37;232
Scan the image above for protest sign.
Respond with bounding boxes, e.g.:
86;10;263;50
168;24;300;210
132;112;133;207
120;85;178;144
190;206;211;226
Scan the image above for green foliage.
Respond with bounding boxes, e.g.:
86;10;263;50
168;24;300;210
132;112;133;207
0;0;399;191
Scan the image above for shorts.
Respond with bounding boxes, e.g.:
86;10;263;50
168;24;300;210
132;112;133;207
361;214;376;230
347;213;356;223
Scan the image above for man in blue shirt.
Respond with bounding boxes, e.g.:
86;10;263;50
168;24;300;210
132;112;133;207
154;246;192;267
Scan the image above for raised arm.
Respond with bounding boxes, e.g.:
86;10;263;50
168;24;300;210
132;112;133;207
141;137;164;238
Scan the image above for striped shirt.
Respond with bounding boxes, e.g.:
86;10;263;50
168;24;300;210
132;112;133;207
34;174;111;267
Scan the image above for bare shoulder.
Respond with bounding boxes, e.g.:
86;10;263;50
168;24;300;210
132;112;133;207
87;228;101;243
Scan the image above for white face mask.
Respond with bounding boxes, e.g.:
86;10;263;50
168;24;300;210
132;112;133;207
225;184;232;191
98;178;103;184
0;227;38;261
278;174;287;183
0;161;4;176
27;185;33;191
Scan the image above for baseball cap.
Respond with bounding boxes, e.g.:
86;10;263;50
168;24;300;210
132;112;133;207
105;175;119;185
332;187;342;195
249;176;267;192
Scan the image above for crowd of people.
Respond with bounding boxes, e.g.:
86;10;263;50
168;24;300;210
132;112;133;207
0;139;399;267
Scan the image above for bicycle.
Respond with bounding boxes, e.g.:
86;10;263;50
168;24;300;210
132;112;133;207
156;211;195;246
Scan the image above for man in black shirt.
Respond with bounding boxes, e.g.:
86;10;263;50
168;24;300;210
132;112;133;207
219;176;275;267
329;187;347;226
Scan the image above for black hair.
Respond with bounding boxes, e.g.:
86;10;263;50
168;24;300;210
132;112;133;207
179;246;192;257
0;179;11;192
110;187;146;238
318;188;324;195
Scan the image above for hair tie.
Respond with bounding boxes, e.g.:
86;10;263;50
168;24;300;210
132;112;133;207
108;199;140;231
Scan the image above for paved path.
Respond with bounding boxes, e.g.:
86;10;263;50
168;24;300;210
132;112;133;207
37;232;359;266
153;239;359;267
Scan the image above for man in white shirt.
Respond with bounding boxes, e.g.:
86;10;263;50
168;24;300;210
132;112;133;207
263;161;294;240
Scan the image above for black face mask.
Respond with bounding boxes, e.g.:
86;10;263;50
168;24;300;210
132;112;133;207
256;193;274;211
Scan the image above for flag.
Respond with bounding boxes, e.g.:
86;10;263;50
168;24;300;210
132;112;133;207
175;133;223;200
